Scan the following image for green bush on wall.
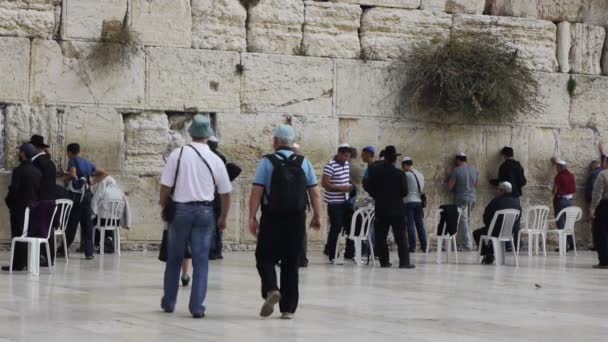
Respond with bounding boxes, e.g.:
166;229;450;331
403;36;544;121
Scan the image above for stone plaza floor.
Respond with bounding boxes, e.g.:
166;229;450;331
0;250;607;341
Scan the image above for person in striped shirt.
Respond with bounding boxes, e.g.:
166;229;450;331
322;144;354;262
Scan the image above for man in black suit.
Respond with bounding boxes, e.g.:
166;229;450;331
29;135;58;265
3;144;42;271
364;145;414;269
473;181;522;265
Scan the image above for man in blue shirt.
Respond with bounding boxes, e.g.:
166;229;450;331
248;125;322;320
60;143;107;260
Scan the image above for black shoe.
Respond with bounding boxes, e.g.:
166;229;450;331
592;264;608;269
323;245;329;256
216;255;223;260
209;255;218;260
299;259;309;268
181;273;190;287
409;248;416;253
482;255;495;265
56;248;66;257
399;264;416;269
192;313;205;319
85;255;94;260
2;265;26;271
380;262;393;268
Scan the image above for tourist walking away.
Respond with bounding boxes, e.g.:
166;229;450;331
402;157;427;252
3;144;41;271
29;135;58;266
587;159;603;250
364;146;414;269
553;159;576;252
490;146;526;248
448;152;479;251
322;144;355;262
159;114;232;318
60;143;107;260
473;182;521;265
591;155;608;269
248;125;322;319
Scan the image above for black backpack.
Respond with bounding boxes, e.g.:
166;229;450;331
264;152;308;214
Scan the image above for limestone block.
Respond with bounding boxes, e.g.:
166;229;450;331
223;178;244;243
191;0;246;52
247;0;304;55
338;118;379;155
146;47;240;112
2;104;64;169
452;15;558;73
569;23;606;75
0;37;30;102
241;54;333;116
64;106;125;172
335;60;407;118
130;0;192;48
302;1;362;59
114;175;162;239
445;0;485;14
603;34;608;75
584;0;608;27
124;112;170;176
559;128;599;186
30;40;145;106
516;73;570;127
420;0;446;11
557;22;571;73
329;0;420;9
61;0;127;41
486;0;585;22
0;0;56;38
570;75;608;129
360;8;452;61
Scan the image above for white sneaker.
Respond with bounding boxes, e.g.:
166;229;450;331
281;312;294;320
260;290;281;317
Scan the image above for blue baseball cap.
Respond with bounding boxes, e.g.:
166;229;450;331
362;146;376;154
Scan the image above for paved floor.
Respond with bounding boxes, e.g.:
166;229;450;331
0;250;607;341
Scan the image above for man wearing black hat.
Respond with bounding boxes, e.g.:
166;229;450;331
2;144;42;271
364;146;414;269
30;135;58;265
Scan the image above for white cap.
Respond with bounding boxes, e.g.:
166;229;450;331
498;181;513;193
208;136;218;143
456;152;467;157
402;156;412;162
555;159;567;166
338;143;350;149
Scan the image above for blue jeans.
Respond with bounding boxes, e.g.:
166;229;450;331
406;202;427;251
162;203;215;316
555;197;574;249
455;199;475;251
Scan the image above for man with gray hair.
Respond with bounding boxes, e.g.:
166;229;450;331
160;114;232;318
248;124;322;320
473;182;521;265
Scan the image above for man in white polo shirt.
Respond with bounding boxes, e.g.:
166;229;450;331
322;144;354;263
159;114;232;319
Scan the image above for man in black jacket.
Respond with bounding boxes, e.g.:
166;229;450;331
3;144;42;271
473;182;522;264
29;135;58;265
364;146;414;269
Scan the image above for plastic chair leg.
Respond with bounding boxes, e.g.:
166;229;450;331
100;228;105;255
354;239;362;265
528;232;533;257
437;239;444;264
516;231;522;256
9;240;16;273
116;229;121;256
63;234;69;262
42;241;53;273
28;242;40;275
334;235;344;265
512;238;519;267
571;232;577;256
452;237;459;264
426;235;432;254
446;238;452;263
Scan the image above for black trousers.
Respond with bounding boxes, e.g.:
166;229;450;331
473;226;500;256
9;207;27;269
374;215;410;266
325;203;355;261
593;200;608;266
63;196;94;256
255;211;305;314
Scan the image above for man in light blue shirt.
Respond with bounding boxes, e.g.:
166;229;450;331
248;125;322;320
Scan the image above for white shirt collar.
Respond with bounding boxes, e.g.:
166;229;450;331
31;152;46;161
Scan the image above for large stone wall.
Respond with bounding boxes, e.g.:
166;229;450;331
1;0;608;249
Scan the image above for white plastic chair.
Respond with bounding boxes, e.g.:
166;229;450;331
9;203;59;275
95;201;125;255
334;206;376;266
517;205;550;256
547;206;582;256
426;207;463;264
53;199;74;262
478;209;521;266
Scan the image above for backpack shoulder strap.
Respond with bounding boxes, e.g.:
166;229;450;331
411;171;422;194
291;154;305;167
264;154;282;168
170;147;185;197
